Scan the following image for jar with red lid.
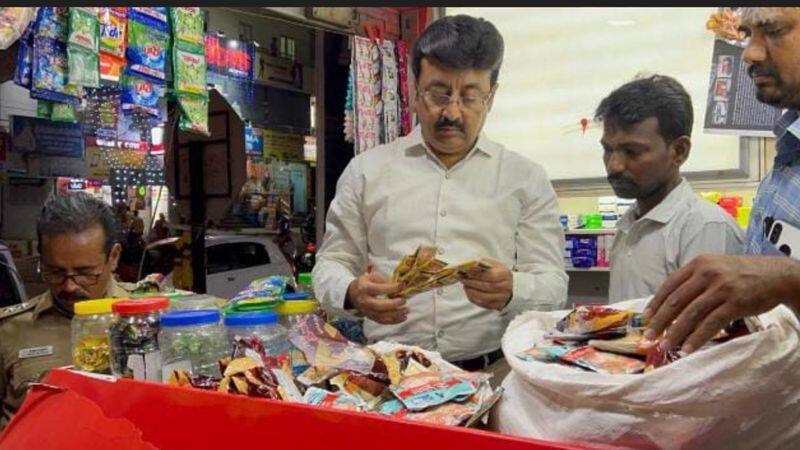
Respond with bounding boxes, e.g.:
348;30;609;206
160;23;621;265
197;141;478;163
109;296;169;380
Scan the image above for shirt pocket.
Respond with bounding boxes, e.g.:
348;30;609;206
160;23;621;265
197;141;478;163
9;357;57;399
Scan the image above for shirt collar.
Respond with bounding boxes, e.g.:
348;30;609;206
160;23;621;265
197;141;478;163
618;178;693;231
773;109;799;140
407;125;497;160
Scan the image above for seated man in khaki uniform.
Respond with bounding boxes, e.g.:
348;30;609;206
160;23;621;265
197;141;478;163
0;192;132;429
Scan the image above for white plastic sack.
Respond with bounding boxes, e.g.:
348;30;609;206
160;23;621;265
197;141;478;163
492;297;800;450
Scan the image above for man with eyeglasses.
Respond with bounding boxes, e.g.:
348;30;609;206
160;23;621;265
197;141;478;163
0;192;132;429
314;15;567;384
644;7;800;354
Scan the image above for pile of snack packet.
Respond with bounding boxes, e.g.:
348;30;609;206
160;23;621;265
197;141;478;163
160;267;500;427
391;245;491;297
516;305;763;374
170;311;499;427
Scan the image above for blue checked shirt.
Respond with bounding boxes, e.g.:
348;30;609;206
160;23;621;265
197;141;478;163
746;110;800;255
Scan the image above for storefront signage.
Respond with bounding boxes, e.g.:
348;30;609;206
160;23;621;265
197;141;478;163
263;129;303;160
11;116;84;158
245;126;264;156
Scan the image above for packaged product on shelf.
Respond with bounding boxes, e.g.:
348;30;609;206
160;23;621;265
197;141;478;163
170;7;204;47
67;7;99;51
67;45;99;87
34;7;68;42
31;36;82;104
130;7;168;24
13;21;34;88
126;10;169;83
177;94;209;135
120;73;162;117
50;102;77;122
99;7;127;58
173;42;207;97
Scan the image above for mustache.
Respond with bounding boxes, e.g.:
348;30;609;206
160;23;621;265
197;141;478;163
607;173;635;184
748;64;779;80
435;118;464;132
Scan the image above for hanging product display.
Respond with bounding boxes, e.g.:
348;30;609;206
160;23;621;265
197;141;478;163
99;7;127;82
380;40;399;144
177;95;209;135
66;7;100;88
173;44;207;97
121;73;163;117
13;20;34;88
31;36;83;104
395;39;412;137
34;7;68;42
67;45;99;87
352;36;378;154
85;86;122;139
170;7;204;47
126;9;169;84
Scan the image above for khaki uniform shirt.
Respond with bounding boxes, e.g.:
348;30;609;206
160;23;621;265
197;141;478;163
0;278;132;429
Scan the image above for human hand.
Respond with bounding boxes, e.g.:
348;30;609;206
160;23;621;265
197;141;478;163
460;257;514;311
644;254;799;353
346;269;408;325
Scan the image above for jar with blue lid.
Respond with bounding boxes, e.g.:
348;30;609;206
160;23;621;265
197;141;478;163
223;311;290;369
159;310;228;380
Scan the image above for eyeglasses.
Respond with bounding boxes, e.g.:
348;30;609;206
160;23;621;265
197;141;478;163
420;90;492;113
38;262;105;287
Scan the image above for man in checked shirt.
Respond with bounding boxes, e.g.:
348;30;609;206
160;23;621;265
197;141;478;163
645;7;800;353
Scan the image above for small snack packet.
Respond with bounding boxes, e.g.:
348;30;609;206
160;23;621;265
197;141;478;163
50;102;77;123
516;341;576;362
13;21;34;88
170;7;204;47
67;7;99;52
177;94;209;135
589;330;657;356
31;36;82;104
561;346;646;375
296;366;338;387
35;7;68;42
556;305;636;335
390;371;481;411
67;45;99;87
302;387;366;412
173;43;207;97
99;7;127;59
120;74;162;117
126;12;169;83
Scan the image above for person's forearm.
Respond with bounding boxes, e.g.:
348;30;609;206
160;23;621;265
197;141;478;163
776;257;800;316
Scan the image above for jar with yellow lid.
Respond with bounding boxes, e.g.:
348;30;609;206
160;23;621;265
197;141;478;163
71;298;124;373
273;299;321;375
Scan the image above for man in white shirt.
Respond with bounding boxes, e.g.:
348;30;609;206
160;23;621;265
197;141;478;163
313;15;567;378
595;75;745;302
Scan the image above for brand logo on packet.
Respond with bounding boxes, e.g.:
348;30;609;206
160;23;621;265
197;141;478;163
134;82;153;95
144;45;161;59
102;24;121;39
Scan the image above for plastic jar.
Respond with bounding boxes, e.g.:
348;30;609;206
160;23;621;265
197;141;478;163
109;297;169;380
273;300;321;375
159;310;228;381
223;311;290;368
71;298;123;374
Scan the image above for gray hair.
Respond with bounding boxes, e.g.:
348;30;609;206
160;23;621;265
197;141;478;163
740;7;800;24
37;192;119;255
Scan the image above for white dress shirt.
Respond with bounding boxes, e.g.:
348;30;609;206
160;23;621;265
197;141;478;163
609;178;745;302
313;126;568;361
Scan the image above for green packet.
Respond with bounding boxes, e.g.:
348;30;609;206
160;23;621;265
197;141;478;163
51;102;77;122
178;94;209;135
67;45;99;88
170;7;204;47
173;42;207;98
37;100;52;118
67;7;99;52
